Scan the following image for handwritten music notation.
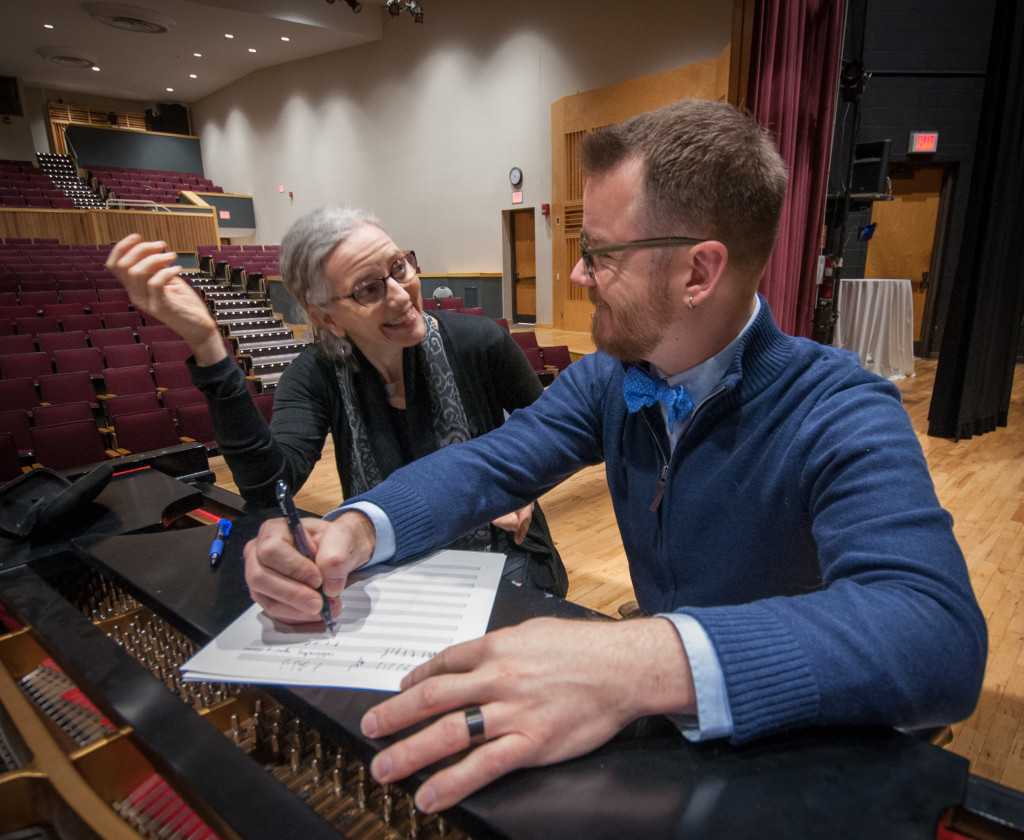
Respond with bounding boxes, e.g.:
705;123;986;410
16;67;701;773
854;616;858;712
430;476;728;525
181;550;504;692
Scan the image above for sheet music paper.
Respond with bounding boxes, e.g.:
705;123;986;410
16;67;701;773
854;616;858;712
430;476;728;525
181;550;504;692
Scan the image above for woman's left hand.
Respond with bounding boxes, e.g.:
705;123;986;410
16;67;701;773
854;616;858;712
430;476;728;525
491;502;533;544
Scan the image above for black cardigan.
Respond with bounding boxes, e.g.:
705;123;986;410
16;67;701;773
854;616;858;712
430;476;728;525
189;311;566;593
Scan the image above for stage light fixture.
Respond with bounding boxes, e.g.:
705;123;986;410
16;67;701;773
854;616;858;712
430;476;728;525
385;0;423;21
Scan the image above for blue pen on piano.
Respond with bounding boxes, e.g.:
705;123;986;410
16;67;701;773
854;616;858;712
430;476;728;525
276;480;336;635
209;519;232;567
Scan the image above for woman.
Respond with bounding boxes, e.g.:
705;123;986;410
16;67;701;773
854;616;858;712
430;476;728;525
106;206;567;596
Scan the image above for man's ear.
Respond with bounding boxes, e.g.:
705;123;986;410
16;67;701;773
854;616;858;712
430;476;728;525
686;240;728;306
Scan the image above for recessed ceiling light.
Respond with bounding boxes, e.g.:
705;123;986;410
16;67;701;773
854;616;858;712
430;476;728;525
44;24;54;29
92;66;100;71
189;74;197;79
224;33;233;39
166;87;174;92
281;36;290;42
248;48;256;53
193;52;201;57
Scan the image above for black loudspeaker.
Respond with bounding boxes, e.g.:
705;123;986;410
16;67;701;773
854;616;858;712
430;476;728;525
851;139;892;197
0;76;23;117
145;103;190;135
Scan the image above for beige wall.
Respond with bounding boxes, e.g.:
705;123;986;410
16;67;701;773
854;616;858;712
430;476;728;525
192;1;731;323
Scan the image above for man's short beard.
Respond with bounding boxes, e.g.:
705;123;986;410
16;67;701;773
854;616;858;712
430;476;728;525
588;282;673;362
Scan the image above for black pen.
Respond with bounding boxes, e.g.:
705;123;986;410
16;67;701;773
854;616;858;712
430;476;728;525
209;518;232;567
276;480;336;635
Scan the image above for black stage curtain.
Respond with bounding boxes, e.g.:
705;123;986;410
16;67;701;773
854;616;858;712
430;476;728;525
928;0;1024;440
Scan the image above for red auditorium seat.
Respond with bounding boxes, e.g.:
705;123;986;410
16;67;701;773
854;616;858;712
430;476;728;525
0;433;24;482
38;371;99;409
52;347;105;378
33;401;94;427
104;343;152;369
0;378;43;415
0;410;33;458
0;352;52;383
30;420;111;471
112;408;182;454
101;365;156;397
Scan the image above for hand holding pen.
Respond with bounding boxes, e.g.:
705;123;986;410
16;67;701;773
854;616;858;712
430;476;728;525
275;480;336;635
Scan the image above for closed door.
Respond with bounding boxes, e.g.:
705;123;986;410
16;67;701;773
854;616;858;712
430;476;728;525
864;166;944;347
511;208;536;324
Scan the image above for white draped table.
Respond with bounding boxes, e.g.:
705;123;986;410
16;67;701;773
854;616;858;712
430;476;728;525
833;278;915;380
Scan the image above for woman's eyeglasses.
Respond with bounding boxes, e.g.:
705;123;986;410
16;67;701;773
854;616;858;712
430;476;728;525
331;251;419;307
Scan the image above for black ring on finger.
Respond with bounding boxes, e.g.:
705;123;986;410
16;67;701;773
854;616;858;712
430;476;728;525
464;706;486;747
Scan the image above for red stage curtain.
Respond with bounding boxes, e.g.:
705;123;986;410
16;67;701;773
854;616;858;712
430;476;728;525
745;0;845;337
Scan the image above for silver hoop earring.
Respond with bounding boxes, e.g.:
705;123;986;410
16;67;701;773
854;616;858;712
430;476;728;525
688;296;696;310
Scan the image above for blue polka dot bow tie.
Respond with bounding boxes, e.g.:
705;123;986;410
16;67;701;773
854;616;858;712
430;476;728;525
622;366;695;426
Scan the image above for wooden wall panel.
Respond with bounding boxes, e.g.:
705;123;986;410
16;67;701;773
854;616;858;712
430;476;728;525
0;208;219;251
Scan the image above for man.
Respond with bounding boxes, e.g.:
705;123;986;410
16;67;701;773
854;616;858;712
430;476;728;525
244;99;987;814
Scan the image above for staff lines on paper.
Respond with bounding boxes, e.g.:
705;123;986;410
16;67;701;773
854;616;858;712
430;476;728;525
181;550;504;692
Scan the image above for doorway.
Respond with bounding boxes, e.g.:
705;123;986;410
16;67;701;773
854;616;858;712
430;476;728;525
864;165;946;355
510;208;536;325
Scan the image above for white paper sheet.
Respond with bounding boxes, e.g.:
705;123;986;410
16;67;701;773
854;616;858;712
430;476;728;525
181;550;504;692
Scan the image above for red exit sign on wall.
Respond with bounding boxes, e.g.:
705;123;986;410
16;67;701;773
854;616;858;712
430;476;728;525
908;132;939;153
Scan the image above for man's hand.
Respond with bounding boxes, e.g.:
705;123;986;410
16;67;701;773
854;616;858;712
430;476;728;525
105;234;226;365
490;502;534;544
243;510;377;624
360;616;696;812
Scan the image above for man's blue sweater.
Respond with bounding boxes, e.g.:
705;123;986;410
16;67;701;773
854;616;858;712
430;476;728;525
350;301;987;742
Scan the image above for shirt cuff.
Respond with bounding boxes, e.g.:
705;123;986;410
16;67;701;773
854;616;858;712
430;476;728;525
656;612;734;741
323;502;395;567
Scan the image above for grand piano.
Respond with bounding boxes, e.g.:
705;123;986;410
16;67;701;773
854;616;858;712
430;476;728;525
1;444;1022;840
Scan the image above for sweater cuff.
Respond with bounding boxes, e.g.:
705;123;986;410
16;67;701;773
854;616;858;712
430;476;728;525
680;603;819;742
355;480;439;560
187;353;248;399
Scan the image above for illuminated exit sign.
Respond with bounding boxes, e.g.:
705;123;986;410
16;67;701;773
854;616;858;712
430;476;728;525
908;132;938;153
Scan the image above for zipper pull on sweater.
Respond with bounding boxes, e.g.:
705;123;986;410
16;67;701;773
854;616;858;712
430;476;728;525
650;463;668;512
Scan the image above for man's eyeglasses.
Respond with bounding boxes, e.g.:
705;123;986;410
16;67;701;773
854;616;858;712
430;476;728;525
330;251;419;308
578;231;707;280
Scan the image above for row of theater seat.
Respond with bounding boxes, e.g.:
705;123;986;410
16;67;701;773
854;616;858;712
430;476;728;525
0;158;90;208
0;237;299;482
0;159;77;209
89;165;224;205
199;244;281;279
0;376;275;481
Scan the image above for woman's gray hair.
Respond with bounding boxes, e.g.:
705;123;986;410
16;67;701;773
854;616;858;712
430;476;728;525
279;205;382;359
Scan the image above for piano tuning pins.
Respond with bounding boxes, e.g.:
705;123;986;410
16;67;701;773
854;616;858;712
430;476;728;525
356;765;367;810
50;567;477;840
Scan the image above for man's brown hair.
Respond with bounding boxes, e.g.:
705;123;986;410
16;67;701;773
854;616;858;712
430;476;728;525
580;99;788;279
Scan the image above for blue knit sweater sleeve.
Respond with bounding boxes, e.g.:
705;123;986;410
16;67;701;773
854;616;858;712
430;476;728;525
676;362;987;742
351;352;613;561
